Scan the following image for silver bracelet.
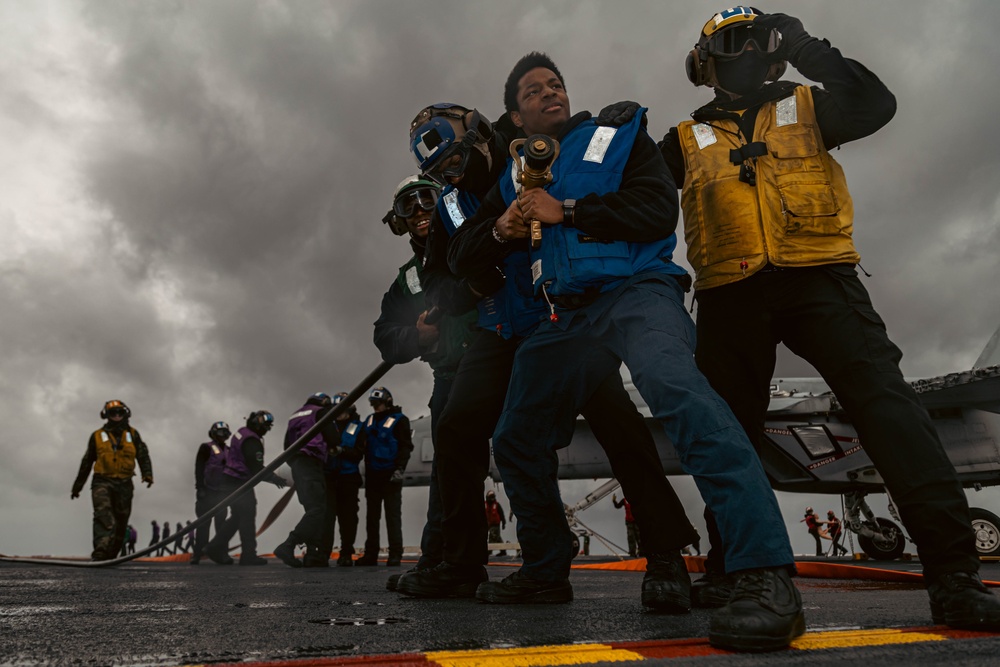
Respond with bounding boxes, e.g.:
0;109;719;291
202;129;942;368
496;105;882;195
492;224;508;243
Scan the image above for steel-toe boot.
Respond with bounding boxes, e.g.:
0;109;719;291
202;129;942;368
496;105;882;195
929;571;1000;629
641;552;691;613
475;569;573;604
709;566;805;652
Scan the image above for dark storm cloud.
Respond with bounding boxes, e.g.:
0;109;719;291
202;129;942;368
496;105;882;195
2;0;999;557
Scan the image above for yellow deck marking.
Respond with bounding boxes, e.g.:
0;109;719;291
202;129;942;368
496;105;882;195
426;643;644;666
792;628;947;650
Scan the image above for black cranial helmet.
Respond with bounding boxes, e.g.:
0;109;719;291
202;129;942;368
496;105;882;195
208;421;231;442
685;6;786;89
307;392;332;408
247;410;274;435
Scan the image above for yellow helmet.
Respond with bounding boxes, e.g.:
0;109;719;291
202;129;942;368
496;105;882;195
686;6;786;88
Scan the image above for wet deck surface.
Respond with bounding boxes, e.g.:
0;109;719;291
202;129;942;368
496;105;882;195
2;556;999;666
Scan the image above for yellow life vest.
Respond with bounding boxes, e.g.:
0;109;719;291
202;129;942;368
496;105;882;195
92;428;138;478
677;85;859;291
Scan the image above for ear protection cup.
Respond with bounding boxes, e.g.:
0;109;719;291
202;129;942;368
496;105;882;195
686;46;717;87
381;209;413;236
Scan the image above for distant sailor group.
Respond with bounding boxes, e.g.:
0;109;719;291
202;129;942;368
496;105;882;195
71;6;1000;654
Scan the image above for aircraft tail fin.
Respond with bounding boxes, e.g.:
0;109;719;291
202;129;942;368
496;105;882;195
974;324;1000;369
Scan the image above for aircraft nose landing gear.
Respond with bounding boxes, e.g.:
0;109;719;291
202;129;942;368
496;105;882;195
856;517;905;561
844;490;908;561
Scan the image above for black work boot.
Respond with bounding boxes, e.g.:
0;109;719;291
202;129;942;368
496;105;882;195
274;542;303;568
691;571;735;609
388;561;438;591
709;566;805;652
397;562;488;598
206;545;234;565
337;553;354;567
239;555;268;566
928;571;1000;629
354;554;378;566
475;569;573;604
641;552;691;613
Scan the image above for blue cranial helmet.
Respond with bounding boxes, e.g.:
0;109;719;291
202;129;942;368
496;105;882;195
409;103;493;184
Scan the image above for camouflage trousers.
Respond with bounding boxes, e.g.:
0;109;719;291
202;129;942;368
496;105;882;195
91;476;134;561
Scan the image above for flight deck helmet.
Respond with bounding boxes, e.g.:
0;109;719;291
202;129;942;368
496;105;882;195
208;421;231;442
409;103;494;185
247;410;275;436
332;391;359;420
101;399;131;420
306;392;333;408
382;175;441;236
369;386;393;408
686;6;785;88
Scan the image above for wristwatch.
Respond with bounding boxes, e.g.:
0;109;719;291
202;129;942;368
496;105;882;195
562;199;576;226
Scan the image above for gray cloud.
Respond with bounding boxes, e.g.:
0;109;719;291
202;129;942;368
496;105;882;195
1;0;998;558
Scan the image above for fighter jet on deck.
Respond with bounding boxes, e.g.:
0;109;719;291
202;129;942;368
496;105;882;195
401;325;1000;561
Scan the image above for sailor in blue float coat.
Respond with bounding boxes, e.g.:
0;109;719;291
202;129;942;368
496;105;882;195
397;103;700;607
449;52;802;650
319;393;366;567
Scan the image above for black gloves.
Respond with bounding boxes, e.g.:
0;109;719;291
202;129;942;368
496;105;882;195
754;13;813;64
389;469;404;484
595;100;647;129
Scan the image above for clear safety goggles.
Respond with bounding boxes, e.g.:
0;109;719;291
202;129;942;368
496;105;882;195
705;23;780;59
393;187;439;218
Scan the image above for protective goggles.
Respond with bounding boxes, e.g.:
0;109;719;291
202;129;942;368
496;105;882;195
704;23;780;59
423;140;475;185
393;187;439;218
106;407;128;419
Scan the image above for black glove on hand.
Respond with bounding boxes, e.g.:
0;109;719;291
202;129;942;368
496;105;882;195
754;13;813;64
389;469;404;484
596;100;647;129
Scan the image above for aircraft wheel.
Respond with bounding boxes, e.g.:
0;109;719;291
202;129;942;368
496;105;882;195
970;507;1000;557
857;517;905;561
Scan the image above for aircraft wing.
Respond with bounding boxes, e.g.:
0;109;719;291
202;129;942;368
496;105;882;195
912;364;1000;414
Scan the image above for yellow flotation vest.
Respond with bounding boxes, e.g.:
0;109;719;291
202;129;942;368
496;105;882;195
678;85;859;291
92;427;138;478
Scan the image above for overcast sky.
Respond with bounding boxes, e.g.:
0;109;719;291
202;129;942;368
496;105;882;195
2;0;999;561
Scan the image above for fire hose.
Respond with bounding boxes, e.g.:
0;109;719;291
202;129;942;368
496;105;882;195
0;360;393;567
